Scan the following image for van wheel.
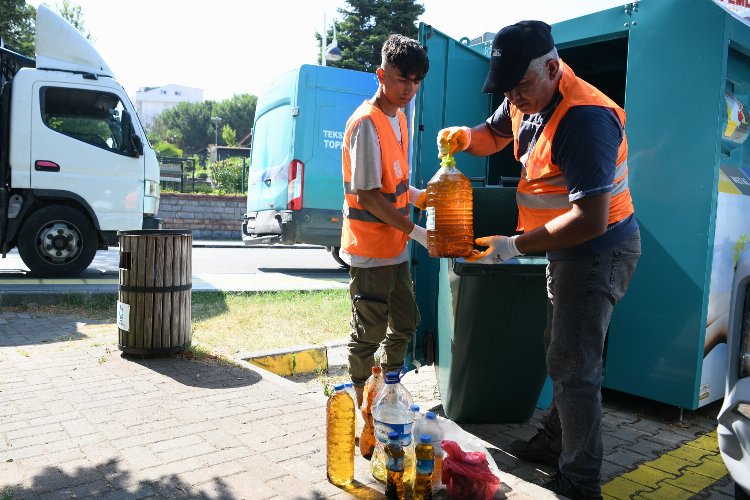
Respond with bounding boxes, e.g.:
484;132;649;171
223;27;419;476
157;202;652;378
17;205;98;277
331;247;350;270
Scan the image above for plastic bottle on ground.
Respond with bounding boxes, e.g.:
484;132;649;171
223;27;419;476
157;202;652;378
414;434;435;500
360;366;384;460
385;431;405;500
326;383;355;487
419;412;444;489
425;148;473;258
371;371;415;484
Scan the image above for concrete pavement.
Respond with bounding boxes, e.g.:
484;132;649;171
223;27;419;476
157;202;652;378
0;312;554;499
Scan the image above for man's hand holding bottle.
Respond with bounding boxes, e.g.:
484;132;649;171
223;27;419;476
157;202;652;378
436;126;472;156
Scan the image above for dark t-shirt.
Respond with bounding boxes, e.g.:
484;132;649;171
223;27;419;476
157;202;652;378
487;95;637;259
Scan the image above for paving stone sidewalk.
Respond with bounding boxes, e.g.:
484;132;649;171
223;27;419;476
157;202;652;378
0;313;553;499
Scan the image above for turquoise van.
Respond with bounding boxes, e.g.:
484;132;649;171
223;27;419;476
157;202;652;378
242;64;377;266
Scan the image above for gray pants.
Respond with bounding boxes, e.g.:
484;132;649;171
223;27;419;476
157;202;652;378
347;262;420;386
541;229;641;496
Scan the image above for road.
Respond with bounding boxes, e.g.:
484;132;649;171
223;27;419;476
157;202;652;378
0;244;345;277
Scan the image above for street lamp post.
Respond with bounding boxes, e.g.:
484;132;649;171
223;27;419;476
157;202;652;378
211;116;222;146
321;13;342;67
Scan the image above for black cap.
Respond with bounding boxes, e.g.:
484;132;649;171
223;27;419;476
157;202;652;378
482;20;555;94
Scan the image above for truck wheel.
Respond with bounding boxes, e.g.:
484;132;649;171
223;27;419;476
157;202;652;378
331;246;350;270
17;205;98;277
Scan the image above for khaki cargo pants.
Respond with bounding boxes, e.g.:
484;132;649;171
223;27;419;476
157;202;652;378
347;261;420;386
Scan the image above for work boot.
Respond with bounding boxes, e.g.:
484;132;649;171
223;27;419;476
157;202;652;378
543;473;602;500
354;385;364;408
506;431;561;468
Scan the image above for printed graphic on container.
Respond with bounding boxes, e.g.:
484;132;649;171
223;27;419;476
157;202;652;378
416;458;435;475
426;207;436;231
387;455;405;472
117;301;130;331
374;420;413;446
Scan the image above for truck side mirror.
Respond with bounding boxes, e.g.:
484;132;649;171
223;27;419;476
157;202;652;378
131;134;144;157
121;110;143;158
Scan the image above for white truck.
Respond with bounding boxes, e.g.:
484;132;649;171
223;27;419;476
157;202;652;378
0;5;161;277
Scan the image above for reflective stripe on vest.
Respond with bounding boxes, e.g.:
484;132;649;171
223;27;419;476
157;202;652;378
340;101;410;258
512;61;634;233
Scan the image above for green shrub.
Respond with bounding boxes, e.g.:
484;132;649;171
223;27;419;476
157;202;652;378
209;157;246;194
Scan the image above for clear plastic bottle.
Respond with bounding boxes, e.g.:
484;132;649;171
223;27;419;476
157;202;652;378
418;412;444;490
425;150;474;258
360;366;384;460
414;434;435;500
326;383;355;486
385;431;406;500
371;371;415;485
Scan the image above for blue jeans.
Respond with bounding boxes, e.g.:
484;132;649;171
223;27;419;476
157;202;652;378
541;229;641;496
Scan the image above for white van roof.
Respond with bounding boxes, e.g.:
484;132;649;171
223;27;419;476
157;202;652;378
34;4;113;77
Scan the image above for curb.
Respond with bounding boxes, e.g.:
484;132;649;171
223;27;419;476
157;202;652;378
240;340;349;377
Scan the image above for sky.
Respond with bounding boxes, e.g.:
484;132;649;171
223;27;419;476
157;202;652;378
26;0;631;102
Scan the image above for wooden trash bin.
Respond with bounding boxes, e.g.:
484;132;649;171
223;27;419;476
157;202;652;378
117;230;192;354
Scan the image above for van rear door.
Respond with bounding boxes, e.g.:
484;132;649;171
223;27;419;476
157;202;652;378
246;100;294;214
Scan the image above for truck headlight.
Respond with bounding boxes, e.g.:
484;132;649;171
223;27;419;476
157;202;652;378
145;180;160;198
738;285;750;377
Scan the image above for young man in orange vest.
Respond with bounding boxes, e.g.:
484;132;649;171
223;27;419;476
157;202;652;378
341;34;429;407
439;21;640;499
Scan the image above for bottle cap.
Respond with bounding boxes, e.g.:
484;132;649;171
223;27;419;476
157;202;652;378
425;412;437;420
388;431;400;440
420;434;431;444
440;152;456;168
334;383;345;391
410;404;420;413
385;372;400;383
372;365;382;374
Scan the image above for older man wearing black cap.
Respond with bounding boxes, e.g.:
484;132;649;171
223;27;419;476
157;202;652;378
438;21;641;499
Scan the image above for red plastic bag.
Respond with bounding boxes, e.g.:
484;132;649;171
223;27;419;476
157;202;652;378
441;439;500;500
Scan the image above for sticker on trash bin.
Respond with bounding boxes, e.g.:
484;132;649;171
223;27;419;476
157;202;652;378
117;301;130;332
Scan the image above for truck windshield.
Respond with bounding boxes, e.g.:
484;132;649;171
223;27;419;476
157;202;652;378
41;87;131;155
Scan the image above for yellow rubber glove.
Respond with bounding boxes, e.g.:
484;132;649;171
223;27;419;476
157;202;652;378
437;126;472;157
465;235;522;264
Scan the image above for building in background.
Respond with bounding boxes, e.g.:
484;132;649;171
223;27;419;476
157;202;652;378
135;84;203;129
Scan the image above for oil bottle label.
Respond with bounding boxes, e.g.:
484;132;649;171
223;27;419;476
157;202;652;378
374;420;413;446
426;207;436;230
387;456;405;472
416;458;434;475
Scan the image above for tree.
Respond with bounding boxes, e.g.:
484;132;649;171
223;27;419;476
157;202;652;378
221;125;237;147
149;94;256;155
0;0;36;57
316;0;424;73
57;0;93;41
213;94;257;146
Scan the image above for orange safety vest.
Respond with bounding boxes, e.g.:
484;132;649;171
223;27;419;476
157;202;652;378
511;62;634;233
341;101;410;258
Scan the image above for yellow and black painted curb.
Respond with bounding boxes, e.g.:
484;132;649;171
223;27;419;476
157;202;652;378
602;430;728;499
244;344;330;377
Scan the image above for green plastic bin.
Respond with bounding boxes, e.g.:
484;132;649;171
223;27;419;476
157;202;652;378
433;186;549;423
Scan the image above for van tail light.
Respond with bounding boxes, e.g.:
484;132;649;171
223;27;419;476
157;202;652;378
287;160;304;210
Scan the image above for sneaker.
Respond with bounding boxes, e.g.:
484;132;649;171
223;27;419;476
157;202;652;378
542;473;602;500
506;431;561;468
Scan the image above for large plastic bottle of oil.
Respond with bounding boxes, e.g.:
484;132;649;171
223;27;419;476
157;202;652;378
326;383;355;486
425;148;473;258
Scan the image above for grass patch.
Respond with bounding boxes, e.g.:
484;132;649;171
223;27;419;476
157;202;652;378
192;290;350;357
6;290;351;359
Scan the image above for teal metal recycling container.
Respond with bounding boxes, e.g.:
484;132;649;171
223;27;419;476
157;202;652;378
409;0;750;413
